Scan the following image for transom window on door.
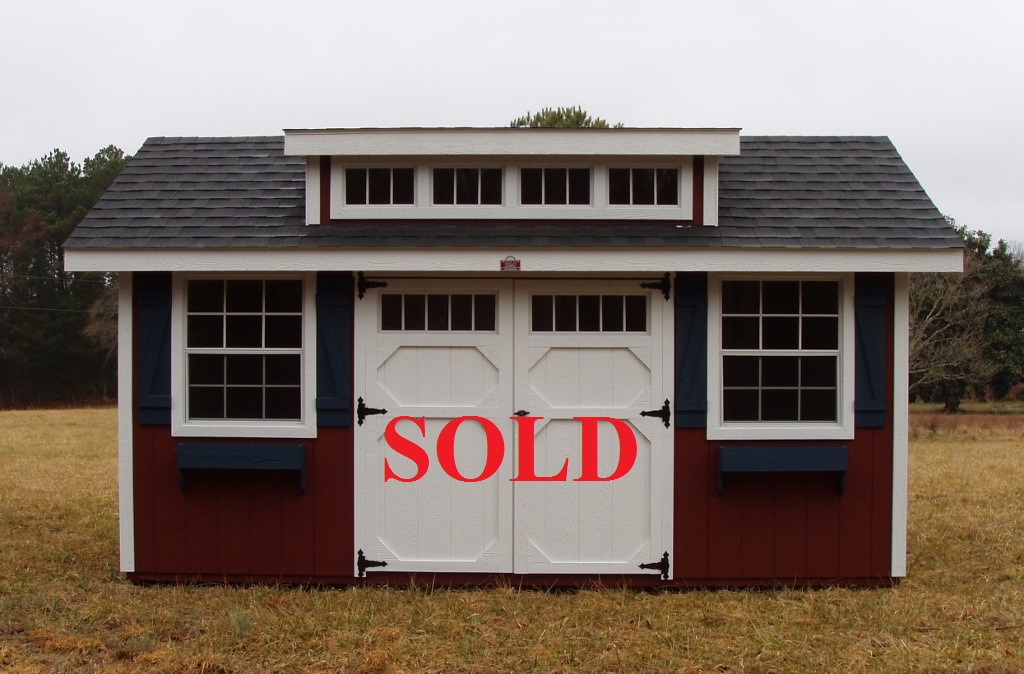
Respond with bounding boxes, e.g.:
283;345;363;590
521;168;591;205
184;279;304;421
720;280;840;423
345;168;414;205
433;168;503;205
609;168;679;205
532;294;647;333
381;293;497;331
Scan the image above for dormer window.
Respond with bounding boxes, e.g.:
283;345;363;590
433;168;503;205
609;168;679;206
345;168;414;205
521;168;591;205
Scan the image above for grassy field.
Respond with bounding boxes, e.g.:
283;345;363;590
2;409;1024;673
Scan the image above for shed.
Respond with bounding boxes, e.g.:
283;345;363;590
64;128;963;586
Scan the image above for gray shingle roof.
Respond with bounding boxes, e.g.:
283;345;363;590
64;134;962;251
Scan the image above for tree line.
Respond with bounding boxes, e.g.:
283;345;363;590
1;138;1021;411
0;147;127;406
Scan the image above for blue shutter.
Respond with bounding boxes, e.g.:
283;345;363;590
316;272;354;427
855;273;889;428
136;273;172;425
675;272;708;428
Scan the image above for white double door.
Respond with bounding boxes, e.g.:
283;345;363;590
354;278;673;575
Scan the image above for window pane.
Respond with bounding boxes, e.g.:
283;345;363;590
521;168;542;205
403;294;426;331
723;389;758;421
601;295;623;331
578;295;600;332
226;387;262;419
656;168;678;205
722;317;759;349
609;169;630;204
265;315;302;348
187;280;223;312
265;387;301;420
801;390;836;422
532;295;553;332
265;280;302;313
480;169;503;204
392;168;414;204
801;356;837;387
226;280;263;313
722;281;759;314
189;387;224;419
544;168;567;205
555;295;577;332
456;168;479;204
474;295;496;331
188;315;223;348
381;294;402;330
189;354;224;385
761;356;799;387
433;168;454;204
227;354;263;385
802;281;839;314
625;296;647;332
632;169;655;205
762;281;799;314
345;168;367;205
266;354;301;386
568;168;590;205
451;294;473;330
368;168;391;204
226;315;262;347
762;317;799;349
723;356;758;387
802;317;839;350
427;294;449;331
762;389;798;421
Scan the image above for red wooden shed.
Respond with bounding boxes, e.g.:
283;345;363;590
64;128;962;586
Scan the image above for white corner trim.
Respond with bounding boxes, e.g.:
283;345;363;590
892;273;910;577
169;273;318;439
305;158;321;225
64;248;965;274
703;156;719;227
117;273;135;573
283;127;742;158
706;273;856;441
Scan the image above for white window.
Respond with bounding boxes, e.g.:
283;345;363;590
608;168;679;205
520;168;591;205
707;275;855;440
432;168;503;205
345;168;414;205
171;275;317;438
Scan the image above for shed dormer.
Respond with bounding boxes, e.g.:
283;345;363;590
283;128;741;226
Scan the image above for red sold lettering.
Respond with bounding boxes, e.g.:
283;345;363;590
383;416;430;482
436;416;505;482
573;416;637;482
510;416;568;482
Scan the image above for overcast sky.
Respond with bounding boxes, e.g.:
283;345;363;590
3;0;1021;242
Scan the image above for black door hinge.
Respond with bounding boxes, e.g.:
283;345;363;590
357;397;388;426
513;410;531;417
640;399;672;428
640;273;671;300
639;551;670;580
357;549;388;577
357;272;389;299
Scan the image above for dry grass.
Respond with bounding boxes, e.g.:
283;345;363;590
2;408;1024;672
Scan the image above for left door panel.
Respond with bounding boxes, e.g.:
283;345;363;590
355;279;515;574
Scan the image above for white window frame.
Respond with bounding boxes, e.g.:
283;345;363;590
707;273;855;441
342;167;416;206
518;166;593;206
171;273;318;439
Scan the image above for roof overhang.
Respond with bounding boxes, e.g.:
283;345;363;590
283;127;742;157
65;247;963;274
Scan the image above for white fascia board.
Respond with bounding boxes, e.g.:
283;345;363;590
117;273;135;573
66;247;964;274
283;128;741;157
892;272;910;577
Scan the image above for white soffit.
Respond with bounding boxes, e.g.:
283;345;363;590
283;128;742;157
65;247;963;274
